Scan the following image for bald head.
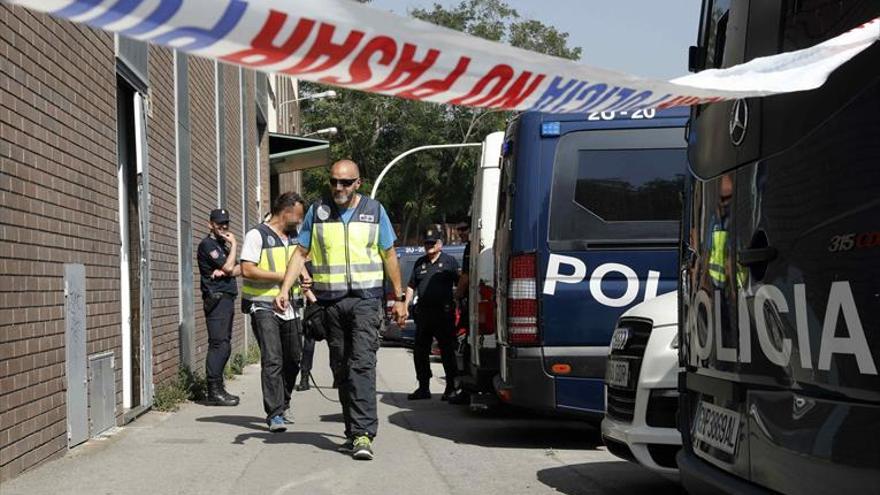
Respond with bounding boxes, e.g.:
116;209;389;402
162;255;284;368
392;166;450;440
329;159;362;207
331;159;360;178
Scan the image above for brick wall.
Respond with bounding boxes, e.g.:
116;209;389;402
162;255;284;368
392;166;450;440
187;58;217;369
0;7;119;481
146;46;180;386
221;65;248;356
0;8;269;481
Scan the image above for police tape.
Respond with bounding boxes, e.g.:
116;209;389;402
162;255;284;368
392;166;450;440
7;0;879;113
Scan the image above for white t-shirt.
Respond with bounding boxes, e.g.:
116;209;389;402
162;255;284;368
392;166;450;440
241;225;298;320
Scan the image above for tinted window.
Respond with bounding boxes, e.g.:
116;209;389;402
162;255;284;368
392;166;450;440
574;149;686;222
549;127;686;248
704;0;731;69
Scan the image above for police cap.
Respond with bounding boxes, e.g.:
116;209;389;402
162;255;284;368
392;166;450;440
210;208;230;224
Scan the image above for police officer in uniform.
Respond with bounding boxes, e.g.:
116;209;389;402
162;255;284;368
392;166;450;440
406;227;460;401
196;208;241;406
241;192;308;432
276;159;407;461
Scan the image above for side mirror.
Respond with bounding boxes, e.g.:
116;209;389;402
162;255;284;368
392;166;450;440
688;46;705;73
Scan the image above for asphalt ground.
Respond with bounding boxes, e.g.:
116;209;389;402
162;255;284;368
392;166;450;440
2;344;682;495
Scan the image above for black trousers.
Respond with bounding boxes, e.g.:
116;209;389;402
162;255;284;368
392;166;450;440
324;297;381;439
250;310;302;419
203;293;235;384
301;335;315;378
413;304;458;388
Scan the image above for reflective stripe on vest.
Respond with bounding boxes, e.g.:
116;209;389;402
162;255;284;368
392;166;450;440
709;229;728;285
242;224;302;302
310;196;385;300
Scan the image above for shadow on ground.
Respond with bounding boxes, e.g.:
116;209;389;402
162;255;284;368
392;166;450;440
195;415;345;451
537;462;683;495
196;415;266;431
380;391;601;450
230;431;346;451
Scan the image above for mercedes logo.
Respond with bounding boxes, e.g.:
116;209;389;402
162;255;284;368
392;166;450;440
729;99;748;146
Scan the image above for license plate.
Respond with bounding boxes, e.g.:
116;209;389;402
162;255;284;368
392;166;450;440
693;401;741;455
605;359;630;388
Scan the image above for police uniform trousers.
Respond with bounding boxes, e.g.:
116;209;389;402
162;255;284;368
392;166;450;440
250;310;302;419
301;335;315;379
203;293;236;384
413;303;458;387
324;297;382;439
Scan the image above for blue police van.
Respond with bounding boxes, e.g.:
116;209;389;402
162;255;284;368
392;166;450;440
381;244;466;345
493;108;689;418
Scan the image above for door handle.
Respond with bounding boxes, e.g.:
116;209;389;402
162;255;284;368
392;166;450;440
739;246;777;266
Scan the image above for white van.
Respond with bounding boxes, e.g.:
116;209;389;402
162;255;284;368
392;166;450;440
459;131;504;402
601;291;681;478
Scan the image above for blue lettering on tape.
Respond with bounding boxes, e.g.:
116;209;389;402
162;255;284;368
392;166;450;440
88;0;142;30
120;0;183;38
149;0;247;51
52;0;102;18
531;76;580;112
571;83;609;112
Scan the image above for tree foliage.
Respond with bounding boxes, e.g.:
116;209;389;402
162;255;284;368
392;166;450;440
299;0;581;243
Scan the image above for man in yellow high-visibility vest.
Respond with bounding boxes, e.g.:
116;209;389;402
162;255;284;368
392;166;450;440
276;160;407;461
241;192;309;432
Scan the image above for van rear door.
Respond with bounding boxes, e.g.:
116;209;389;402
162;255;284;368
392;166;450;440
543;125;686;411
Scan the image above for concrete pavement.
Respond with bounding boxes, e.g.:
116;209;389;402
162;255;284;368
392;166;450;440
2;344;680;494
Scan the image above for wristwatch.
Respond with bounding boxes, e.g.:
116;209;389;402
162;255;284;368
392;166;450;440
396;294;406;302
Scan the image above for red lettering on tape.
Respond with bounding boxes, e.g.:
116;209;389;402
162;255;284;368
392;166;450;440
221;11;315;67
322;35;397;85
282;23;364;75
371;44;440;92
396;56;471;101
448;64;514;107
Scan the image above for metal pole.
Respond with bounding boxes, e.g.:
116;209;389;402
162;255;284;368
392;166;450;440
371;143;482;198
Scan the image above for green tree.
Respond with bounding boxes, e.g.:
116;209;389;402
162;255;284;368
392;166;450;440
300;0;581;243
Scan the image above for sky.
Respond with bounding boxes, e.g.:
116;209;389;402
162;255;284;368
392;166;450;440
369;0;703;80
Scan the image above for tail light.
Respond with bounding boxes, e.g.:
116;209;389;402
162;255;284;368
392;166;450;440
508;253;538;345
477;283;495;335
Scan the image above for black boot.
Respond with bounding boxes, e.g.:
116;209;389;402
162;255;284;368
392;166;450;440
296;373;310;391
441;386;456;401
408;383;431;400
206;381;238;406
219;383;240;405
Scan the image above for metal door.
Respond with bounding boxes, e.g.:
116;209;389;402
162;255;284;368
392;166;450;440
64;264;88;447
88;352;117;436
134;91;154;405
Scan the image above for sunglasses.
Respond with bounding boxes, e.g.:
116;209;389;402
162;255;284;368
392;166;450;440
329;177;358;187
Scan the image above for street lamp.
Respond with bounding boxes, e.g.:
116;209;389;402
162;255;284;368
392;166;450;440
303;127;338;138
371;143;482;198
276;90;337;112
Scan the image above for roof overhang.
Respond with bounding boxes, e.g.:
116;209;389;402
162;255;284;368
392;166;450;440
269;132;330;174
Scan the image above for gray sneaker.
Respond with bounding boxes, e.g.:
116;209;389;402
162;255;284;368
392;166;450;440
282;408;295;424
352;435;374;460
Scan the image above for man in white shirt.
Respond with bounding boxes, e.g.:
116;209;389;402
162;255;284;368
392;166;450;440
240;192;309;432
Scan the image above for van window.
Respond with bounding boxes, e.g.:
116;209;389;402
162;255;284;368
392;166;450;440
549;127;686;249
574;149;686;222
704;0;731;69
